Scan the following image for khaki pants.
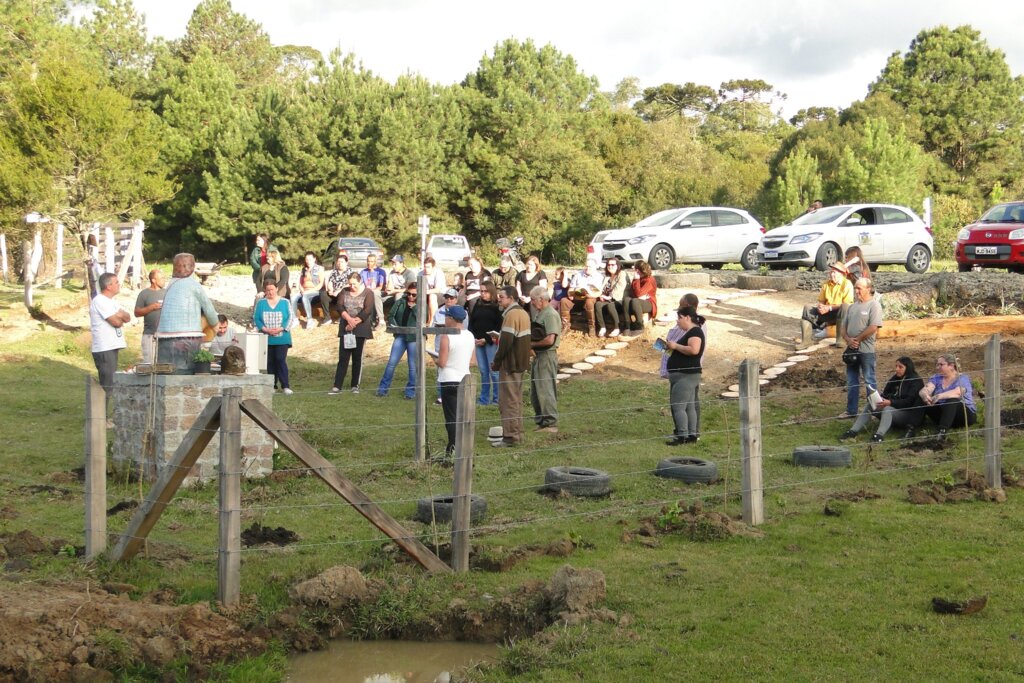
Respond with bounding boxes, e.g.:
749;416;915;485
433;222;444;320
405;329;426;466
530;350;558;427
497;370;524;444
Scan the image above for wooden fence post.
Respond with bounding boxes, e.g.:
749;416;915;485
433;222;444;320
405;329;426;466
0;233;7;283
739;359;764;526
55;223;63;290
984;334;1002;490
218;388;242;606
84;377;107;558
451;375;477;572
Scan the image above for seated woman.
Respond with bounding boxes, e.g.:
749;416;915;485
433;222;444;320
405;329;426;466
593;258;629;337
840;356;924;442
625;259;657;336
919;353;977;441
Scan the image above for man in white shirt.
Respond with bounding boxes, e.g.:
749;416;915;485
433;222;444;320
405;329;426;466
558;260;603;335
89;272;131;412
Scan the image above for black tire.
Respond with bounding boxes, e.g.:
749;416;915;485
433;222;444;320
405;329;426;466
905;244;932;274
654;457;718;484
649;244;675;271
543;466;611;497
814;243;840;271
414;494;487;524
957;263;972;273
740;244;759;270
792;445;852;468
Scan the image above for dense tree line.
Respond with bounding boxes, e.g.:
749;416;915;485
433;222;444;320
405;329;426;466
1;1;1021;265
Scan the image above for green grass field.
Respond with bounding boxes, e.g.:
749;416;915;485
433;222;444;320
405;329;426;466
2;282;1023;681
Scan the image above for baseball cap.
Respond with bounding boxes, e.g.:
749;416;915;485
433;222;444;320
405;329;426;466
390;254;404;263
445;305;467;322
444;288;459;298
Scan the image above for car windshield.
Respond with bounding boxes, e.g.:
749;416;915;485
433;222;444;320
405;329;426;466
338;238;378;249
429;236;465;249
636;209;688;228
788;206;849;226
980;204;1024;223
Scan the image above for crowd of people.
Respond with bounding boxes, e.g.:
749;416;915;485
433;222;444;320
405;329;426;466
87;234;983;452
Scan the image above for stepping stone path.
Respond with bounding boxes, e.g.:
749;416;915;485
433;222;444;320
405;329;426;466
720;391;740;398
763;367;786;377
572;362;594;371
594;349;616;357
605;342;629;350
561;367;582;375
556;373;570;380
787;355;810;362
584;355;606;364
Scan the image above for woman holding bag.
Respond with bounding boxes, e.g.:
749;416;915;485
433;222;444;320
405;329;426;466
330;272;374;395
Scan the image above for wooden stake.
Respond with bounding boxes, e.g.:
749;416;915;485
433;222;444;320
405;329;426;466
984;334;1003;490
84;377;107;559
55;223;63;290
739;359;764;526
218;388;242;606
451;374;477;572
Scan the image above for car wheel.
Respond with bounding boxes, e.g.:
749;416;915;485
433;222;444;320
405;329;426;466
957;263;972;273
905;244;932;274
740;244;758;270
813;243;840;271
649;244;675;271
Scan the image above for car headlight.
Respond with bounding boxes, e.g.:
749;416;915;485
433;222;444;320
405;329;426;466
789;233;823;245
1009;229;1024;240
957;228;971;241
626;234;656;245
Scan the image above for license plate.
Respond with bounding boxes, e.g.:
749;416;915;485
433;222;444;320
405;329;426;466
975;246;997;255
763;251;779;259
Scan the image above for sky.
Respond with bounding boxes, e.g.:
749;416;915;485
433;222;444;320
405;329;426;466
130;0;1024;119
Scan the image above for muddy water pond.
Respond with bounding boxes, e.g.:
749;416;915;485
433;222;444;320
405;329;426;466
287;640;500;682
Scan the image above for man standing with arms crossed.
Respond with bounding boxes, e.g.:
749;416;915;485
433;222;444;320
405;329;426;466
133;268;165;364
491;286;531;447
90;273;131;415
840;277;882;419
529;286;560;433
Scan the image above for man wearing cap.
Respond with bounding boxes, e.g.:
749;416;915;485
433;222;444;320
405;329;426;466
491;286;532;447
800;262;853;347
529;286;561;432
558;260;603;336
433;304;475;459
383;254;416;313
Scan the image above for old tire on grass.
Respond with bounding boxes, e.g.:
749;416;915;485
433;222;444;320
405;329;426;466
415;494;487;524
792;445;852;468
654;457;718;484
654;272;711;289
735;272;799;291
543;466;612;497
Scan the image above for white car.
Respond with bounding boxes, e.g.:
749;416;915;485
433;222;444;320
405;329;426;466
756;204;933;273
426;234;472;268
597;207;765;270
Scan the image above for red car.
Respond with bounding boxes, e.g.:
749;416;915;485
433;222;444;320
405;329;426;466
955;202;1024;273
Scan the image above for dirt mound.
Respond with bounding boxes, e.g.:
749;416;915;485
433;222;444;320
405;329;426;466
0;582;266;681
628;500;763;544
241;522;299;547
907;468;1008;504
290;565;373;610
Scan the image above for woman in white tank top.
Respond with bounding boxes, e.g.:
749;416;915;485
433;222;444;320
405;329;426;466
435;305;476;459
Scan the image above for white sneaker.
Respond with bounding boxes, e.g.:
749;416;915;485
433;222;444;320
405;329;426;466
306;319;318;329
597;328;607;338
283;388;294;395
608;329;621;338
812;328;827;340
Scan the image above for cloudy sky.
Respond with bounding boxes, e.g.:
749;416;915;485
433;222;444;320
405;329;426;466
131;0;1024;119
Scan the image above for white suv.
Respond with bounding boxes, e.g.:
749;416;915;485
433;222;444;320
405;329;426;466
757;204;933;273
597;207;765;270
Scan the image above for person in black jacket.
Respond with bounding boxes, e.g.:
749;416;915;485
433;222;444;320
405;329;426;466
840;356;924;442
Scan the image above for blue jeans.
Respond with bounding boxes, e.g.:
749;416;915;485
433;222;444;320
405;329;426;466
377;336;417;398
846;351;877;415
293;291;320;320
474;343;499;404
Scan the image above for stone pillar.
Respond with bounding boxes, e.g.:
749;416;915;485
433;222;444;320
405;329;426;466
112;374;275;483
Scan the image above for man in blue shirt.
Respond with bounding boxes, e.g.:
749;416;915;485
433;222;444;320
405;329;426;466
360;253;387;329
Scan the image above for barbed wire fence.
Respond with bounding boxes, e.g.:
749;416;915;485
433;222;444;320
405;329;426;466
7;333;1021;605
